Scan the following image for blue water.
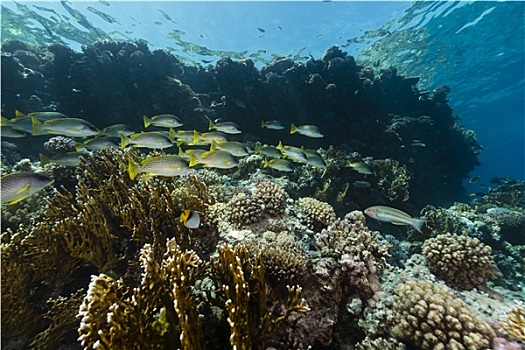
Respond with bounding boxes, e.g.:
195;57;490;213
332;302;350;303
2;1;524;187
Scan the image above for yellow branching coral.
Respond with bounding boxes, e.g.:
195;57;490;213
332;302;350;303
77;238;205;350
163;238;204;350
213;244;309;349
502;302;525;341
1;232;42;340
30;290;85;349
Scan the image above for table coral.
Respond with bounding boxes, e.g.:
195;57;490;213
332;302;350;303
392;280;495;350
422;233;499;290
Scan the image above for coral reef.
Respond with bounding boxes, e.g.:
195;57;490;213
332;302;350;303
2;39;524;350
2;40;482;208
253;180;288;216
43;136;76;154
501;302;525;342
298;197;336;232
225;192;265;228
392;280;495;349
422;233;499;290
315;211;390;297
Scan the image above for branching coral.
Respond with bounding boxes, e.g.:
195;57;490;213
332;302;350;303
31;290;86;349
251;235;309;284
298;197;336;232
501;302;525;341
391;280;495;350
212;244;309;349
253;180;288;216
225;193;264;228
78;238;205;350
422;233;499;290
370;158;410;202
1;231;42;341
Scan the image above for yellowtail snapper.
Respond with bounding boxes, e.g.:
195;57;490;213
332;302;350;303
127;154;191;180
39;150;91;167
191;130;229;145
254;143;281;159
263;158;293;172
346;160;373;175
1;126;26;138
210;140;251;157
188;149;238;169
120;132;173;149
290;123;324;138
77;137;118;151
31;116;99;137
261;120;285;130
1;171;54;205
143;114;183;128
100;124;134;137
208;120;242;134
276;141;307;163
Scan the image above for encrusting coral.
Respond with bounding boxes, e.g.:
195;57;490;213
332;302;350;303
422;233;499;290
315;211;390;297
392;280;495;350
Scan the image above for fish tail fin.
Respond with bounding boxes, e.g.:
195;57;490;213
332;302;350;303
143;115;152;128
177;146;184;157
254;142;261;154
208;119;214;131
168;128;176;142
0;116;11;126
74;141;84;151
127;155;140;180
263;158;269;168
412;218;427;233
290;123;298;134
31;116;43;135
191;130;200;145
119;133;130;149
188;150;198;167
39;153;50;166
276;141;283;150
15;110;26;118
261;120;266;128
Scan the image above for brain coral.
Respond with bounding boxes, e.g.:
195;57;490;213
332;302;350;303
298;197;336;232
422;233;498;290
253;180;288;216
392;280;495;350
